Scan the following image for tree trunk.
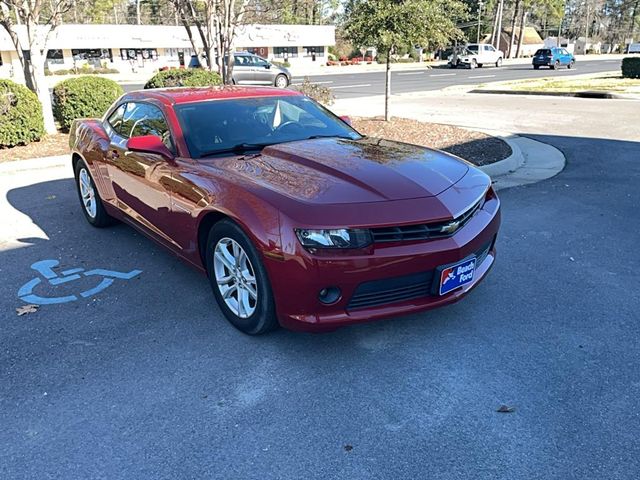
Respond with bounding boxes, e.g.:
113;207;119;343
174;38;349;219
26;52;56;134
508;0;521;58
384;50;391;121
136;0;142;25
495;0;504;50
515;10;527;58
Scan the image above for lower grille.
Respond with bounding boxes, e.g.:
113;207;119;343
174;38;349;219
347;240;493;311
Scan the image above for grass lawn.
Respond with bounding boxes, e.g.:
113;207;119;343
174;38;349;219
499;73;640;94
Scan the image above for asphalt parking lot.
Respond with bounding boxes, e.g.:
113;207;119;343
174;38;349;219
1;132;639;479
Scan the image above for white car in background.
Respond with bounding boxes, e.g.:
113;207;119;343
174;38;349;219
448;44;504;69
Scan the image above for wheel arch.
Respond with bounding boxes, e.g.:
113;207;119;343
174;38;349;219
197;209;231;270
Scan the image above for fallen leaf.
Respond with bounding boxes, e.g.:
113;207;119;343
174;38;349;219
46;195;56;200
569;257;575;262
497;405;516;413
344;444;353;452
16;304;39;316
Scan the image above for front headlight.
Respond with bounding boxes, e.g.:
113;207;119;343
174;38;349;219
295;228;372;249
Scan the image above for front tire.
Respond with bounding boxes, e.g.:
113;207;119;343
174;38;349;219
568;60;574;69
206;219;278;335
74;160;114;228
275;74;289;88
470;59;477;69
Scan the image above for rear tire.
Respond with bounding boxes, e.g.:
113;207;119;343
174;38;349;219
495;57;503;67
551;60;559;70
206;219;278;335
74;160;114;228
533;65;540;70
275;74;288;88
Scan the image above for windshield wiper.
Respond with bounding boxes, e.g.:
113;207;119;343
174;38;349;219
304;134;354;140
199;143;270;158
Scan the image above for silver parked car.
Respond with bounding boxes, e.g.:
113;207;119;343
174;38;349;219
190;52;291;88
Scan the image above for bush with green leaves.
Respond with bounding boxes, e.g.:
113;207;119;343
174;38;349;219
0;79;45;148
144;69;222;89
291;77;335;105
53;76;124;131
621;57;640;79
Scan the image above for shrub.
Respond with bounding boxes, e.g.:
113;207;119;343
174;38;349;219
291;77;335;105
0;79;45;148
144;69;222;89
622;57;640;79
53;76;124;131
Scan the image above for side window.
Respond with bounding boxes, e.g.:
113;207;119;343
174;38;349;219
252;55;268;67
107;103;126;136
121;102;174;152
485;45;495;52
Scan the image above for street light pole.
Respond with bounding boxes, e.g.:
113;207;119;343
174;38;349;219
477;1;484;44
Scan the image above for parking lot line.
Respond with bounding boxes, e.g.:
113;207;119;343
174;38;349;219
332;84;372;89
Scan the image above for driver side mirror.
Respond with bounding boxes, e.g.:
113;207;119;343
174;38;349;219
265;63;271;69
127;135;175;161
339;115;353;126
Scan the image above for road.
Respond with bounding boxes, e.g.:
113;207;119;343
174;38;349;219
1;95;639;479
122;59;622;98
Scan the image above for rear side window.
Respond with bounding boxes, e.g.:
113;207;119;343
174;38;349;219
107;104;126;135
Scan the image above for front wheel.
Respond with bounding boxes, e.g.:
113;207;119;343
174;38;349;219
470;59;477;69
74;160;114;228
274;74;289;88
568;60;574;69
206;219;278;335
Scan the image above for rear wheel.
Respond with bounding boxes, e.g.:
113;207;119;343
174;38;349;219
275;74;288;88
495;57;503;67
533;65;540;70
551;60;560;70
206;219;278;335
74;160;114;228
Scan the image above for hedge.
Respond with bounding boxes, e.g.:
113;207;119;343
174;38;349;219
621;57;640;79
144;69;222;89
0;79;45;148
53;76;124;131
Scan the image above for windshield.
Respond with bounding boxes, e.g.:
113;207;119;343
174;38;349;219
175;95;361;158
536;49;551;55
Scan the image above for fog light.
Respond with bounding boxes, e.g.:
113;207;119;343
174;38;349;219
318;287;341;305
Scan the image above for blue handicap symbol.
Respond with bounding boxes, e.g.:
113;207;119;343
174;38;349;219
18;260;142;305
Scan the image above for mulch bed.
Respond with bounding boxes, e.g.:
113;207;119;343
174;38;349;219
0;134;69;163
0;118;511;166
352;117;512;166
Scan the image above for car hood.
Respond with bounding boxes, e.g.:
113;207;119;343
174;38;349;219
204;137;469;205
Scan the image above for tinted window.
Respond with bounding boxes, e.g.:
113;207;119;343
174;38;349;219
120;103;174;151
107;103;126;136
175;96;361;159
535;49;551;55
252;55;269;66
467;45;479;52
484;45;495;51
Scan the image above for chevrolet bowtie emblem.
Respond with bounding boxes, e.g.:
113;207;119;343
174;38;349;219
439;219;461;234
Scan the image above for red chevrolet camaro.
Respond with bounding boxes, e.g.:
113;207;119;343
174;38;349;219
70;86;500;334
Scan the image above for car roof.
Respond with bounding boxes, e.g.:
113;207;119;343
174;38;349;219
123;86;302;106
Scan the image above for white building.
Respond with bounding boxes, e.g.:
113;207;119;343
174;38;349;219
0;24;335;81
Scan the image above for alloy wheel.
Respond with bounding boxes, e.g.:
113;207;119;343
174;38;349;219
275;75;288;88
78;168;97;218
213;237;258;318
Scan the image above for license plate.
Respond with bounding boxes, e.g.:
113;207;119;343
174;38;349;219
438;257;476;295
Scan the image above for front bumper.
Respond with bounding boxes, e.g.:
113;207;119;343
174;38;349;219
264;192;501;332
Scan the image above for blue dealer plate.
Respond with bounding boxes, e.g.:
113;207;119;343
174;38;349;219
438;257;476;295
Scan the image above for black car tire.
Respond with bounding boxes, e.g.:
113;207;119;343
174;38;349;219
275;74;289;88
74;160;115;228
206;219;279;335
533;65;540;69
478;63;483;68
470;59;477;69
568;60;574;69
496;57;503;67
552;60;560;70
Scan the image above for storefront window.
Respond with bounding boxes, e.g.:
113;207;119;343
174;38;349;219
120;49;158;61
273;47;298;58
303;46;325;57
72;49;113;62
47;49;64;64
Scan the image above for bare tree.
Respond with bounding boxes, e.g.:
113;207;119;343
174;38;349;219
0;0;72;133
171;0;249;84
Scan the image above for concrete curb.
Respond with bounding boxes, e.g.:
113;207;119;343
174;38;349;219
473;130;524;178
469;88;634;99
0;155;68;174
487;135;566;191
